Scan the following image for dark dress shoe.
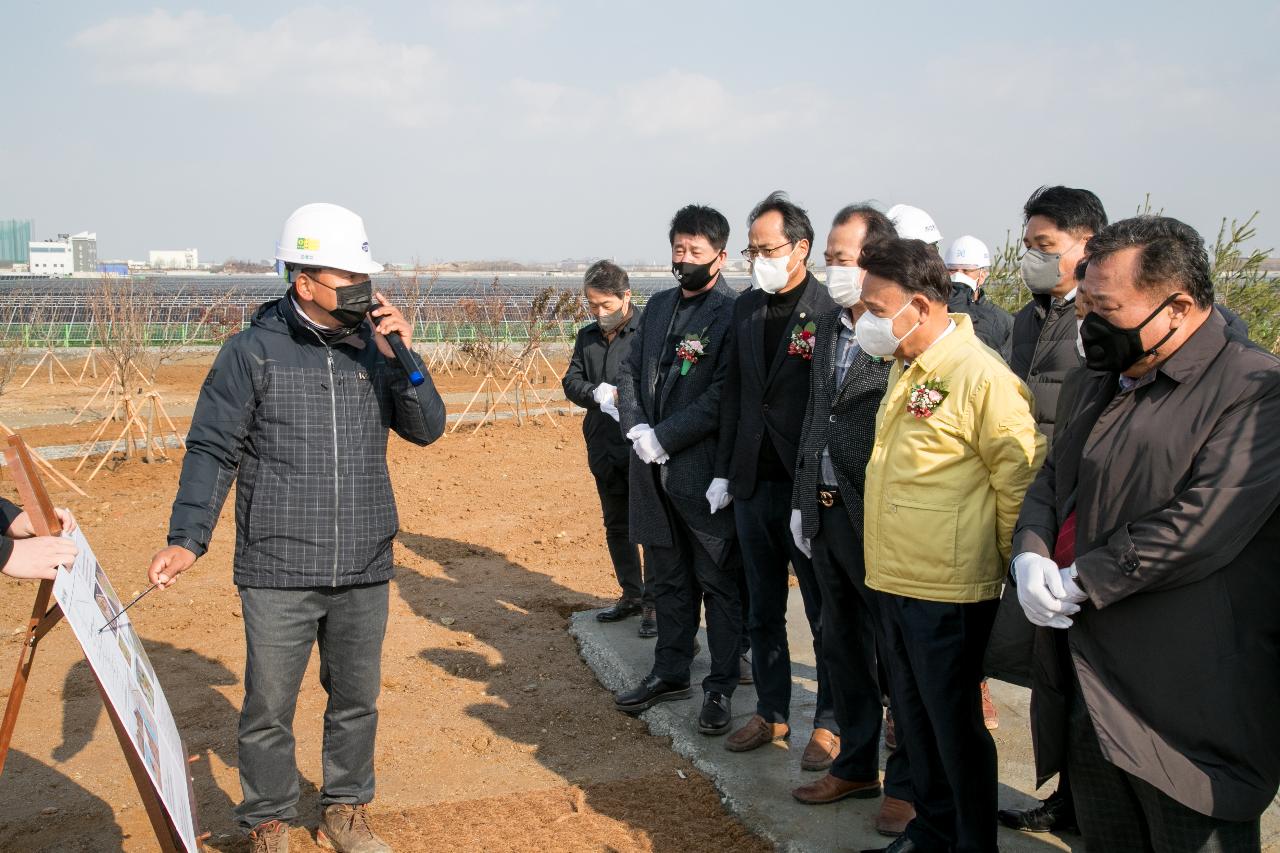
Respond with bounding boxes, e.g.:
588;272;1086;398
596;598;642;622
637;605;657;637
997;788;1078;833
614;674;691;714
861;836;921;853
738;653;754;685
698;691;732;735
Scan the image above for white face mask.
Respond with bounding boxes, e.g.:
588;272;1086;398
1075;316;1086;359
750;253;793;293
824;265;863;307
950;271;979;292
855;297;920;358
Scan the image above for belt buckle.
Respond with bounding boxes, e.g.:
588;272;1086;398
818;490;835;508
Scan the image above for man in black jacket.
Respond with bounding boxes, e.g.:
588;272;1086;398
146;203;446;853
787;203;915;835
943;235;1013;361
562;260;652;635
714;192;840;767
0;498;77;581
613;204;742;737
1012;216;1280;851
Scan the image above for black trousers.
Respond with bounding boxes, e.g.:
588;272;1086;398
1066;671;1260;853
811;503;910;797
735;478;834;729
647;493;743;696
878;592;999;853
592;463;650;605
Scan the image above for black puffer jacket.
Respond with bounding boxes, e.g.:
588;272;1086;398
167;296;446;589
948;284;1013;362
1010;293;1079;445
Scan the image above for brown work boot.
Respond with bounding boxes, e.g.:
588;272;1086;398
981;680;999;730
249;820;289;853
725;714;789;752
800;727;840;771
884;706;897;751
875;796;915;836
317;804;391;853
792;772;882;804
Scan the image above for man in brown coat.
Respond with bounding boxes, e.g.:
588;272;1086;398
1013;215;1280;851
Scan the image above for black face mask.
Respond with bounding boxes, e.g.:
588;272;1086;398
672;258;717;292
1079;292;1181;373
313;278;373;329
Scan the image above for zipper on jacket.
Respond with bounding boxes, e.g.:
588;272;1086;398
325;345;340;586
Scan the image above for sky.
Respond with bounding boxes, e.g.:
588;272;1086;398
3;1;1278;265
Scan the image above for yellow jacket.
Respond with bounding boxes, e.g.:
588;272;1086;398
864;315;1045;603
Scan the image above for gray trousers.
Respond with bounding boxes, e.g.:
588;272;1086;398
235;583;389;830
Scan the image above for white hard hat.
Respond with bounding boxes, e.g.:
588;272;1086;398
944;235;991;269
888;204;942;244
274;202;384;274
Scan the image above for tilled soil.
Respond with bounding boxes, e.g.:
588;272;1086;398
0;391;769;852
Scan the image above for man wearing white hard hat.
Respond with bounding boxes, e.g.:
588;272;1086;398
887;204;942;246
944;235;1013;361
148;202;446;853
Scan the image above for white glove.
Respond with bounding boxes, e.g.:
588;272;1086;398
600;397;620;422
592;383;617;407
1059;564;1089;604
626;423;650;442
634;428;668;465
705;478;732;514
789;509;811;558
1014;552;1080;629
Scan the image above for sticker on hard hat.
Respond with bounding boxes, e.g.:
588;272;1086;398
296;237;320;250
362;242;370;252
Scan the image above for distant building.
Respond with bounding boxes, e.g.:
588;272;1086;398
70;231;97;273
149;248;199;270
98;261;130;276
0;219;33;264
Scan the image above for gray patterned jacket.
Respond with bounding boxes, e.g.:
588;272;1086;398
167;296;446;588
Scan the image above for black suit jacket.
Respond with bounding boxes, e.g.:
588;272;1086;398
561;307;642;478
716;273;835;498
790;307;892;539
1013;310;1280;820
617;278;738;551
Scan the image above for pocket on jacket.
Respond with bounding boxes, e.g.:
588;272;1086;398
879;497;960;585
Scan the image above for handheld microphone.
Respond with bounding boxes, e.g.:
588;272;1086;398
382;329;425;386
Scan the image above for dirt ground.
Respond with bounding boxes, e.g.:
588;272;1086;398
0;358;770;852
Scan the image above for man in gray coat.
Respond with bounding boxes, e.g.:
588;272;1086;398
1013;215;1280;851
147;203;446;853
613;204;743;737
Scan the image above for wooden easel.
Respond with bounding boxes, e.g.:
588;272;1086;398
0;435;205;851
0;422;87;497
18;348;77;389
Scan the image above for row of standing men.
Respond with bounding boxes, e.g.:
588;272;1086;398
562;186;1280;853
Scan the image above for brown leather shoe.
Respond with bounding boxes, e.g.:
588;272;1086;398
792;772;882;804
800;727;840;771
981;680;999;730
725;714;789;752
875;796;915;836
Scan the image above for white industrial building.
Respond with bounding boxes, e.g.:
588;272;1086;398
27;232;96;275
149;248;199;269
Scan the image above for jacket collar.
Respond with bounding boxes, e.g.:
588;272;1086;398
906;313;976;376
1145;307;1228;386
279;290;367;349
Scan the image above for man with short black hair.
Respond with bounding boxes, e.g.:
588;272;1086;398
1012;185;1107;443
1013;215;1280;852
713;191;839;762
563;260;651;633
614;205;743;737
856;238;1044;853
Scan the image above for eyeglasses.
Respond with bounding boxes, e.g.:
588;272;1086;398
741;241;793;260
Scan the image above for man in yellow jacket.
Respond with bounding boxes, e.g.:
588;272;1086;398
855;238;1044;853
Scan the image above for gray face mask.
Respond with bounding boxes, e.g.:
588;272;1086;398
1020;248;1063;294
597;304;628;334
